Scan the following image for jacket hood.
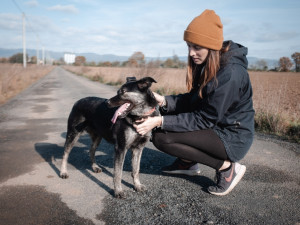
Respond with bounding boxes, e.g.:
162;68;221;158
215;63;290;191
221;41;248;69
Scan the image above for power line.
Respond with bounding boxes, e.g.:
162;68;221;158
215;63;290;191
12;0;43;46
12;0;23;14
12;0;45;65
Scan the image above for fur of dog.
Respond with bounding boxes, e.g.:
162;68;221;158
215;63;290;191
60;77;159;198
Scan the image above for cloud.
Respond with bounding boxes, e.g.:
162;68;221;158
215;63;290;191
255;31;299;42
25;0;38;7
47;4;78;14
0;13;22;31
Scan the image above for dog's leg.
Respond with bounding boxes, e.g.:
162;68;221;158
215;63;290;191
89;135;102;173
131;147;146;192
60;131;81;179
114;147;128;198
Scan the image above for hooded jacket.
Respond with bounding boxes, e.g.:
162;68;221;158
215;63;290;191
161;41;255;162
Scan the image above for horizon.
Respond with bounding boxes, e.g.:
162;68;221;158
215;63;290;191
0;46;279;61
1;0;299;61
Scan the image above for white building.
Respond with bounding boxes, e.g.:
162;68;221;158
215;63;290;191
64;53;76;64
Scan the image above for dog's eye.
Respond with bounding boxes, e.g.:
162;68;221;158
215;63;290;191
120;89;126;94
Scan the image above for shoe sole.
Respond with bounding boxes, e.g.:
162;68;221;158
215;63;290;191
162;169;201;176
209;165;246;196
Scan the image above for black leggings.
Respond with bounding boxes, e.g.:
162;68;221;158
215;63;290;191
152;129;229;170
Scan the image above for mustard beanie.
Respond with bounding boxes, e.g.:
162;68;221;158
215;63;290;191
184;9;224;50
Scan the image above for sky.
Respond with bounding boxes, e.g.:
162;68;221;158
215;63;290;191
0;0;299;60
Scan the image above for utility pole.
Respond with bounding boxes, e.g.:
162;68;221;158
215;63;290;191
42;47;45;65
36;39;39;65
22;13;26;68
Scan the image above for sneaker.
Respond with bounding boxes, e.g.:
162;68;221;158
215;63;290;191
208;162;246;196
162;158;201;176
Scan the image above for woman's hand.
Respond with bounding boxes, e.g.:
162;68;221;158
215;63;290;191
133;116;162;136
153;92;165;107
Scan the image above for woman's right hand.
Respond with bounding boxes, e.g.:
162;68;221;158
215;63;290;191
153;92;165;107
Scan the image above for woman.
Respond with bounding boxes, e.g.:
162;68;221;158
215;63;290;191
134;9;255;196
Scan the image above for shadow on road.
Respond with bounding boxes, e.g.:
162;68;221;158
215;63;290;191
35;132;214;196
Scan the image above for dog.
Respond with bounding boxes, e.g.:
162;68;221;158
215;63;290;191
60;77;159;198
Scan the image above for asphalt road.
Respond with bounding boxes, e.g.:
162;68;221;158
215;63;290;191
0;67;299;225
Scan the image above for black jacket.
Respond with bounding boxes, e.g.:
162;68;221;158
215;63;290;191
161;41;255;162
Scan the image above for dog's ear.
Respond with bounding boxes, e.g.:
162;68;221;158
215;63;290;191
126;77;137;83
137;77;157;90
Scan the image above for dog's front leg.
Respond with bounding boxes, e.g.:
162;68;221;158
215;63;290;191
131;147;146;193
114;147;128;198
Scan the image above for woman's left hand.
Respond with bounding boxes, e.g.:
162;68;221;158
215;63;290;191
133;116;162;136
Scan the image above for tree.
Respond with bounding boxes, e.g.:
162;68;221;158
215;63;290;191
9;53;28;63
74;56;86;66
0;57;8;63
98;61;112;67
147;59;162;68
30;56;37;64
128;51;145;67
291;52;300;72
163;58;174;68
161;54;186;68
278;57;293;72
111;61;120;67
256;59;268;71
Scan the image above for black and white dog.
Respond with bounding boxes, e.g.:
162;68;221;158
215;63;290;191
60;77;159;198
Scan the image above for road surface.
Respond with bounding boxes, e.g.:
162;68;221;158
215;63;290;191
0;67;299;225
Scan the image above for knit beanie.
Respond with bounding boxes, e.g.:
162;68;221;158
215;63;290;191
184;9;223;50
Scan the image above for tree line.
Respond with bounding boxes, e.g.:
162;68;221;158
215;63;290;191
248;52;300;72
0;53;40;64
1;51;299;72
70;51;187;69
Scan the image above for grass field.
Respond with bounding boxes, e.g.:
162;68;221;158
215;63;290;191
64;65;300;142
0;63;54;105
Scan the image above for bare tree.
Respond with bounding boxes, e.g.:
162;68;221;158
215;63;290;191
291;52;300;72
256;59;268;71
278;57;293;72
128;52;145;67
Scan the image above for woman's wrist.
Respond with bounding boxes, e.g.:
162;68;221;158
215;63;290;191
156;116;163;128
160;97;166;107
153;92;166;107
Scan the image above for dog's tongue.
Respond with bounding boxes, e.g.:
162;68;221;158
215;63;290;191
111;103;131;124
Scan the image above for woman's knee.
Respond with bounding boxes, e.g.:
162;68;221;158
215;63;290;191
152;130;172;150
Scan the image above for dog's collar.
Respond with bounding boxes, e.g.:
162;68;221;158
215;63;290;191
125;106;157;125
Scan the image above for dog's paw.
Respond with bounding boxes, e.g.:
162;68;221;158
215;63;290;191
114;191;126;199
92;164;102;173
60;172;69;179
134;184;146;192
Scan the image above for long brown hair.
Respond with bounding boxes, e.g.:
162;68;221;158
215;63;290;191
186;41;231;98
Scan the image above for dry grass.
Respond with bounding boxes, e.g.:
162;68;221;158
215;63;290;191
63;65;187;95
250;71;299;120
250;71;300;141
63;66;300;118
0;63;54;105
64;65;300;141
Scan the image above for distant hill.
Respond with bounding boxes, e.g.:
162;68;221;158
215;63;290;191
0;48;278;69
0;48;130;62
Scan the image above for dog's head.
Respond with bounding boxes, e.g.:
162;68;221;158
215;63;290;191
107;77;157;119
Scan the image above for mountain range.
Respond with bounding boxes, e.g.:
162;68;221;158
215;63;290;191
0;48;278;69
